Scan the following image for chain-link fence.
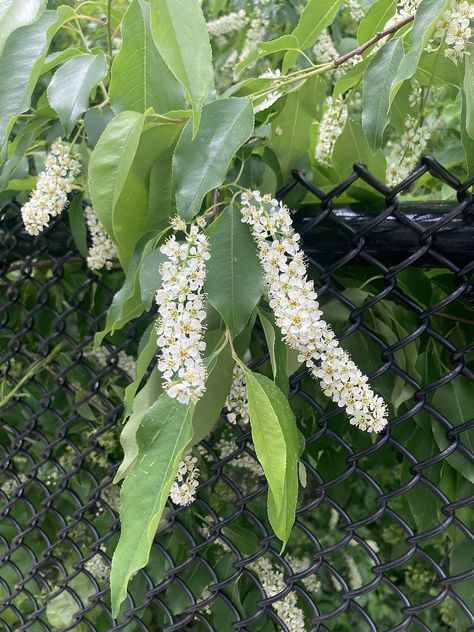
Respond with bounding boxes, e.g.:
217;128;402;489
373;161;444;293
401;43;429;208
1;157;473;631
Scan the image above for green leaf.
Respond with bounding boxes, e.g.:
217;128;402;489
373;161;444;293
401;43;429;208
463;44;474;140
415;50;458;90
332;118;386;182
236;34;299;77
42;47;83;74
190;340;235;444
150;0;214;136
362;37;404;150
257;307;288;395
173;97;254;221
68;194;88;258
89;110;145;245
47;52;108;136
109;0;186;114
390;0;450;101
94;231;158;345
357;0;396;45
84;107;114;146
0;0;45;54
111;393;193;617
283;0;342;72
431;376;474;485
204;204;263;338
139;247;167;310
270;76;325;179
123;321;158;414
245;371;299;543
0;9;71;155
461;86;474;175
115;368;162;483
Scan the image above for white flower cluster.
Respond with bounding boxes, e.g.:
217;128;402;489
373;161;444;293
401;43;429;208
84;206;116;271
315;96;347;167
84;546;110;582
239;15;269;63
251;557;306;631
313;30;362;81
21;138;80;236
170;452;200;506
241;191;388;433
217;437;264;477
224;364;250;425
386;114;431;186
436;1;473;59
155;219;210;405
86;346;136;380
207;10;248;37
285;555;321;594
344;0;364;21
373;0;421;53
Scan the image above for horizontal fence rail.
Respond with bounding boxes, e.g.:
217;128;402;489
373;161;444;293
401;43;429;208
0;158;473;631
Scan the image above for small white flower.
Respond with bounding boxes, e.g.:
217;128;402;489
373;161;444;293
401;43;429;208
240;191;388;433
387;114;432;186
224;365;250;425
21;138;81;235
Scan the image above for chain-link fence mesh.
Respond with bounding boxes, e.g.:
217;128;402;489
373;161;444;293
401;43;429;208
1;157;473;631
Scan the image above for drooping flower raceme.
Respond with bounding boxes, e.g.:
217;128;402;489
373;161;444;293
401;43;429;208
386;114;432;186
241;191;388;433
155;220;210;405
170;452;200;506
224;364;250;425
315;97;348;166
85;206;116;271
207;10;248;37
21;138;81;236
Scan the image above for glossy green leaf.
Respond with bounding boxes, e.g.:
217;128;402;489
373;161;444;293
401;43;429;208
123;321;158;414
332;118;386;182
94;231;158;346
150;0;214;136
236;34;299;76
84;107;114;146
204;204;264;338
89;110;145;244
432;376;474;485
283;0;342;72
390;0;450;101
67;194;88;258
461;86;474;175
0;9;69;154
357;0;396;45
245;371;299;543
271;76;325;179
47;52;108;136
173;97;254;221
139;247;167;310
114;368;162;483
463;44;474;140
110;0;186;114
258;307;288;395
111;394;193;617
117;120;185;266
191;340;235;444
42;47;83;74
415;50;458;90
362;37;404;150
0;0;45;54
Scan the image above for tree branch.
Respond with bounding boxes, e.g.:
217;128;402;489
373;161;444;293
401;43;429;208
333;14;414;67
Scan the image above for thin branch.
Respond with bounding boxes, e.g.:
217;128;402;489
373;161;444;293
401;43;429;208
432;312;474;327
333;14;414;67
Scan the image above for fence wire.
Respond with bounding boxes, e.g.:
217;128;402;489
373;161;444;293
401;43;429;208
0;157;473;632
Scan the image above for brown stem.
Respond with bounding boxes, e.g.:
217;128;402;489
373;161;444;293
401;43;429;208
432;312;474;327
333;14;414;67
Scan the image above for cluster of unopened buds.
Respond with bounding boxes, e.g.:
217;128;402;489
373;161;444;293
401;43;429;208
170;452;200;506
155;216;209;405
241;191;388;433
21;138;80;235
207;10;247;37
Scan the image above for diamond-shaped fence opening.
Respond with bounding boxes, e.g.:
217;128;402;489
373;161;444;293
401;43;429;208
0;157;473;632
